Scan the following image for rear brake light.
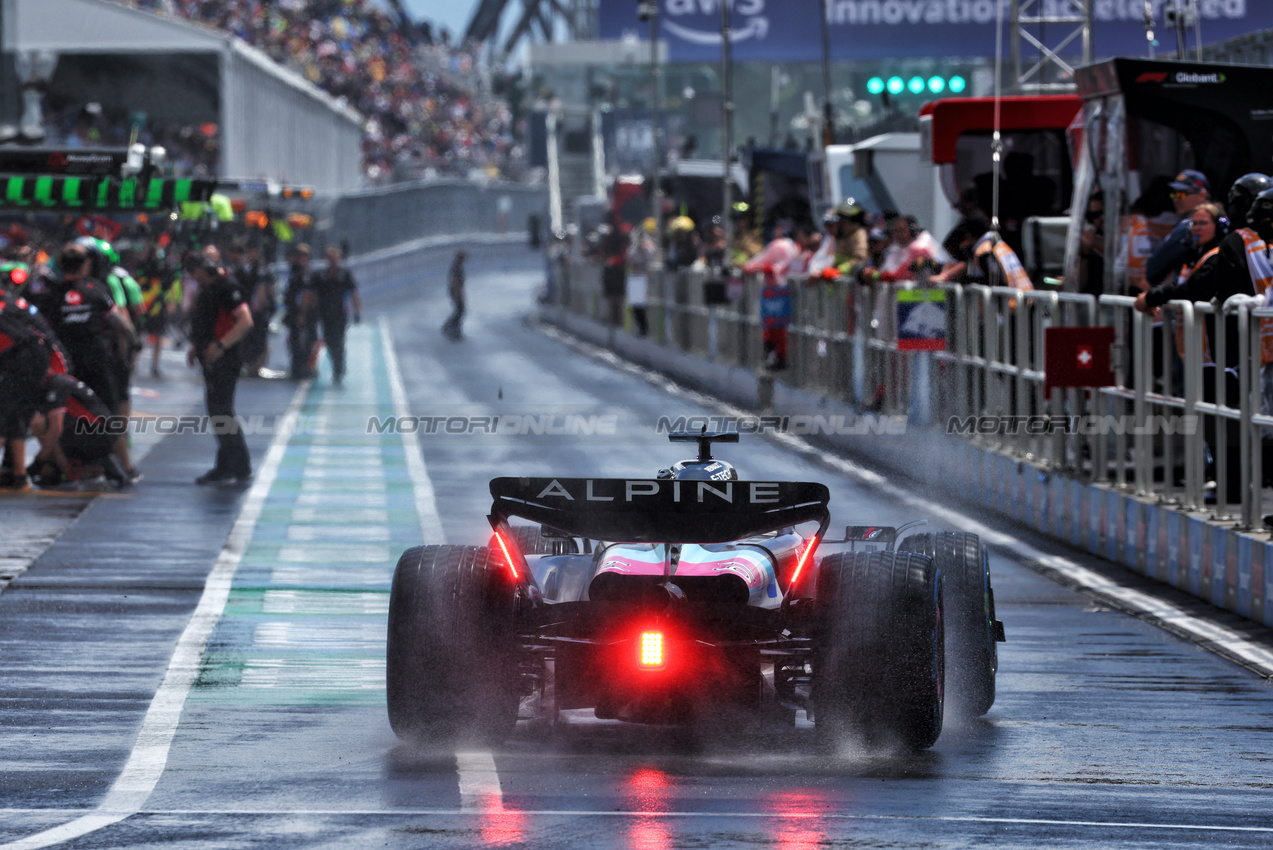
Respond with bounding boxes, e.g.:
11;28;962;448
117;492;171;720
491;530;520;581
787;535;819;592
639;631;664;668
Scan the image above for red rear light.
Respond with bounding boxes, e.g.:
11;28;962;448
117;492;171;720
9;267;27;286
639;631;664;668
491;530;520;581
786;535;819;593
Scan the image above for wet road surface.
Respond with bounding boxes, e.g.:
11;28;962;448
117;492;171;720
2;244;1273;848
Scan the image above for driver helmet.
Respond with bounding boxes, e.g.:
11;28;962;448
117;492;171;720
75;236;118;277
1227;173;1273;226
1248;187;1273;242
656;458;738;481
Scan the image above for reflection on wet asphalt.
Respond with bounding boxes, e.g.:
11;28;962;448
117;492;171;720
2;245;1272;849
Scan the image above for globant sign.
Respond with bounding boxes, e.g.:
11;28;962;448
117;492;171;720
598;0;1269;62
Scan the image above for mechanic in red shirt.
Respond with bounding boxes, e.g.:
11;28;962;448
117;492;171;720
27;373;128;487
187;256;254;485
30;242;140;482
0;290;53;491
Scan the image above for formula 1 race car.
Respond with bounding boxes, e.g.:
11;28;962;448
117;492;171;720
386;430;1005;750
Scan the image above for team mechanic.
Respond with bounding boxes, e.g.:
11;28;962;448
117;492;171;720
0;289;53;491
32;242;141;483
187;256;254;485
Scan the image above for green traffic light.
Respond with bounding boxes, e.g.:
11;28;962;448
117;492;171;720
867;77;885;95
908;76;925;94
886;76;904;95
928;76;945;94
949;75;967;93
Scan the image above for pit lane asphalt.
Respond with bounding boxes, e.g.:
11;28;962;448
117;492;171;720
2;243;1273;849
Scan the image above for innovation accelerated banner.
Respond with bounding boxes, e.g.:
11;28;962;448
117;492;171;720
597;0;1269;62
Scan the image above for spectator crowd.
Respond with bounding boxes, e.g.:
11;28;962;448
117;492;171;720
102;0;520;184
565;168;1273;509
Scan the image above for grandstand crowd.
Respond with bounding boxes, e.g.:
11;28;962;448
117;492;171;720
91;0;521;183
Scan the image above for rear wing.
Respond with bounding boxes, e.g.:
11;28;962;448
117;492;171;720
488;477;830;544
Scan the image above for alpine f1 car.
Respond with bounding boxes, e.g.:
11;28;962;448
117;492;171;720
386;430;1005;750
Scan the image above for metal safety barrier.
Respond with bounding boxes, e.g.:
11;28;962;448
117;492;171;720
314;180;547;256
554;262;1271;531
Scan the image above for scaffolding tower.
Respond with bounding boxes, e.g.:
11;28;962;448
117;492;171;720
1010;0;1092;93
465;0;596;57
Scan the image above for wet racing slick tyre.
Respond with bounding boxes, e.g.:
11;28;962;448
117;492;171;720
899;532;998;717
814;551;943;750
387;545;521;745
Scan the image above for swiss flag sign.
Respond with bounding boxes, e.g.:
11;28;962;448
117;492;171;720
1044;326;1115;393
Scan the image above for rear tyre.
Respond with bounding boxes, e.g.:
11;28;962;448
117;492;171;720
386;545;521;744
814;551;943;750
899;533;997;717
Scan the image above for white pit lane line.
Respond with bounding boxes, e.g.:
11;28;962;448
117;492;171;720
0;808;1271;835
2;325;490;850
383;320;505;811
538;323;1273;680
379;317;446;546
0;380;312;850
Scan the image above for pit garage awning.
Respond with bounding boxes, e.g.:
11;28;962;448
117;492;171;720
2;0;363;193
920;96;1082;165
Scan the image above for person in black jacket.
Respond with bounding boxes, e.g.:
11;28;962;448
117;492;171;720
187;257;254;485
443;249;465;341
33;242;140;482
27;373;128;487
282;244;317;379
312;245;361;383
238;241;277;378
0;290;53;490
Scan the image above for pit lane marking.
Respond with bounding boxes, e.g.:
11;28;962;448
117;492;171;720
2;808;1271;834
289;508;390;523
0;379;313;850
296;492;389;507
285;525;392;542
379;318;506;809
539;323;1273;679
456;751;503;812
379;316;445;545
276;544;392;563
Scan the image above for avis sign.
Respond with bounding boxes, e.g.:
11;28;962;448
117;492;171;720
662;0;768;45
598;0;1272;62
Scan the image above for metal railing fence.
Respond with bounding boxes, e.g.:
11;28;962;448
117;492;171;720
554;262;1272;531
